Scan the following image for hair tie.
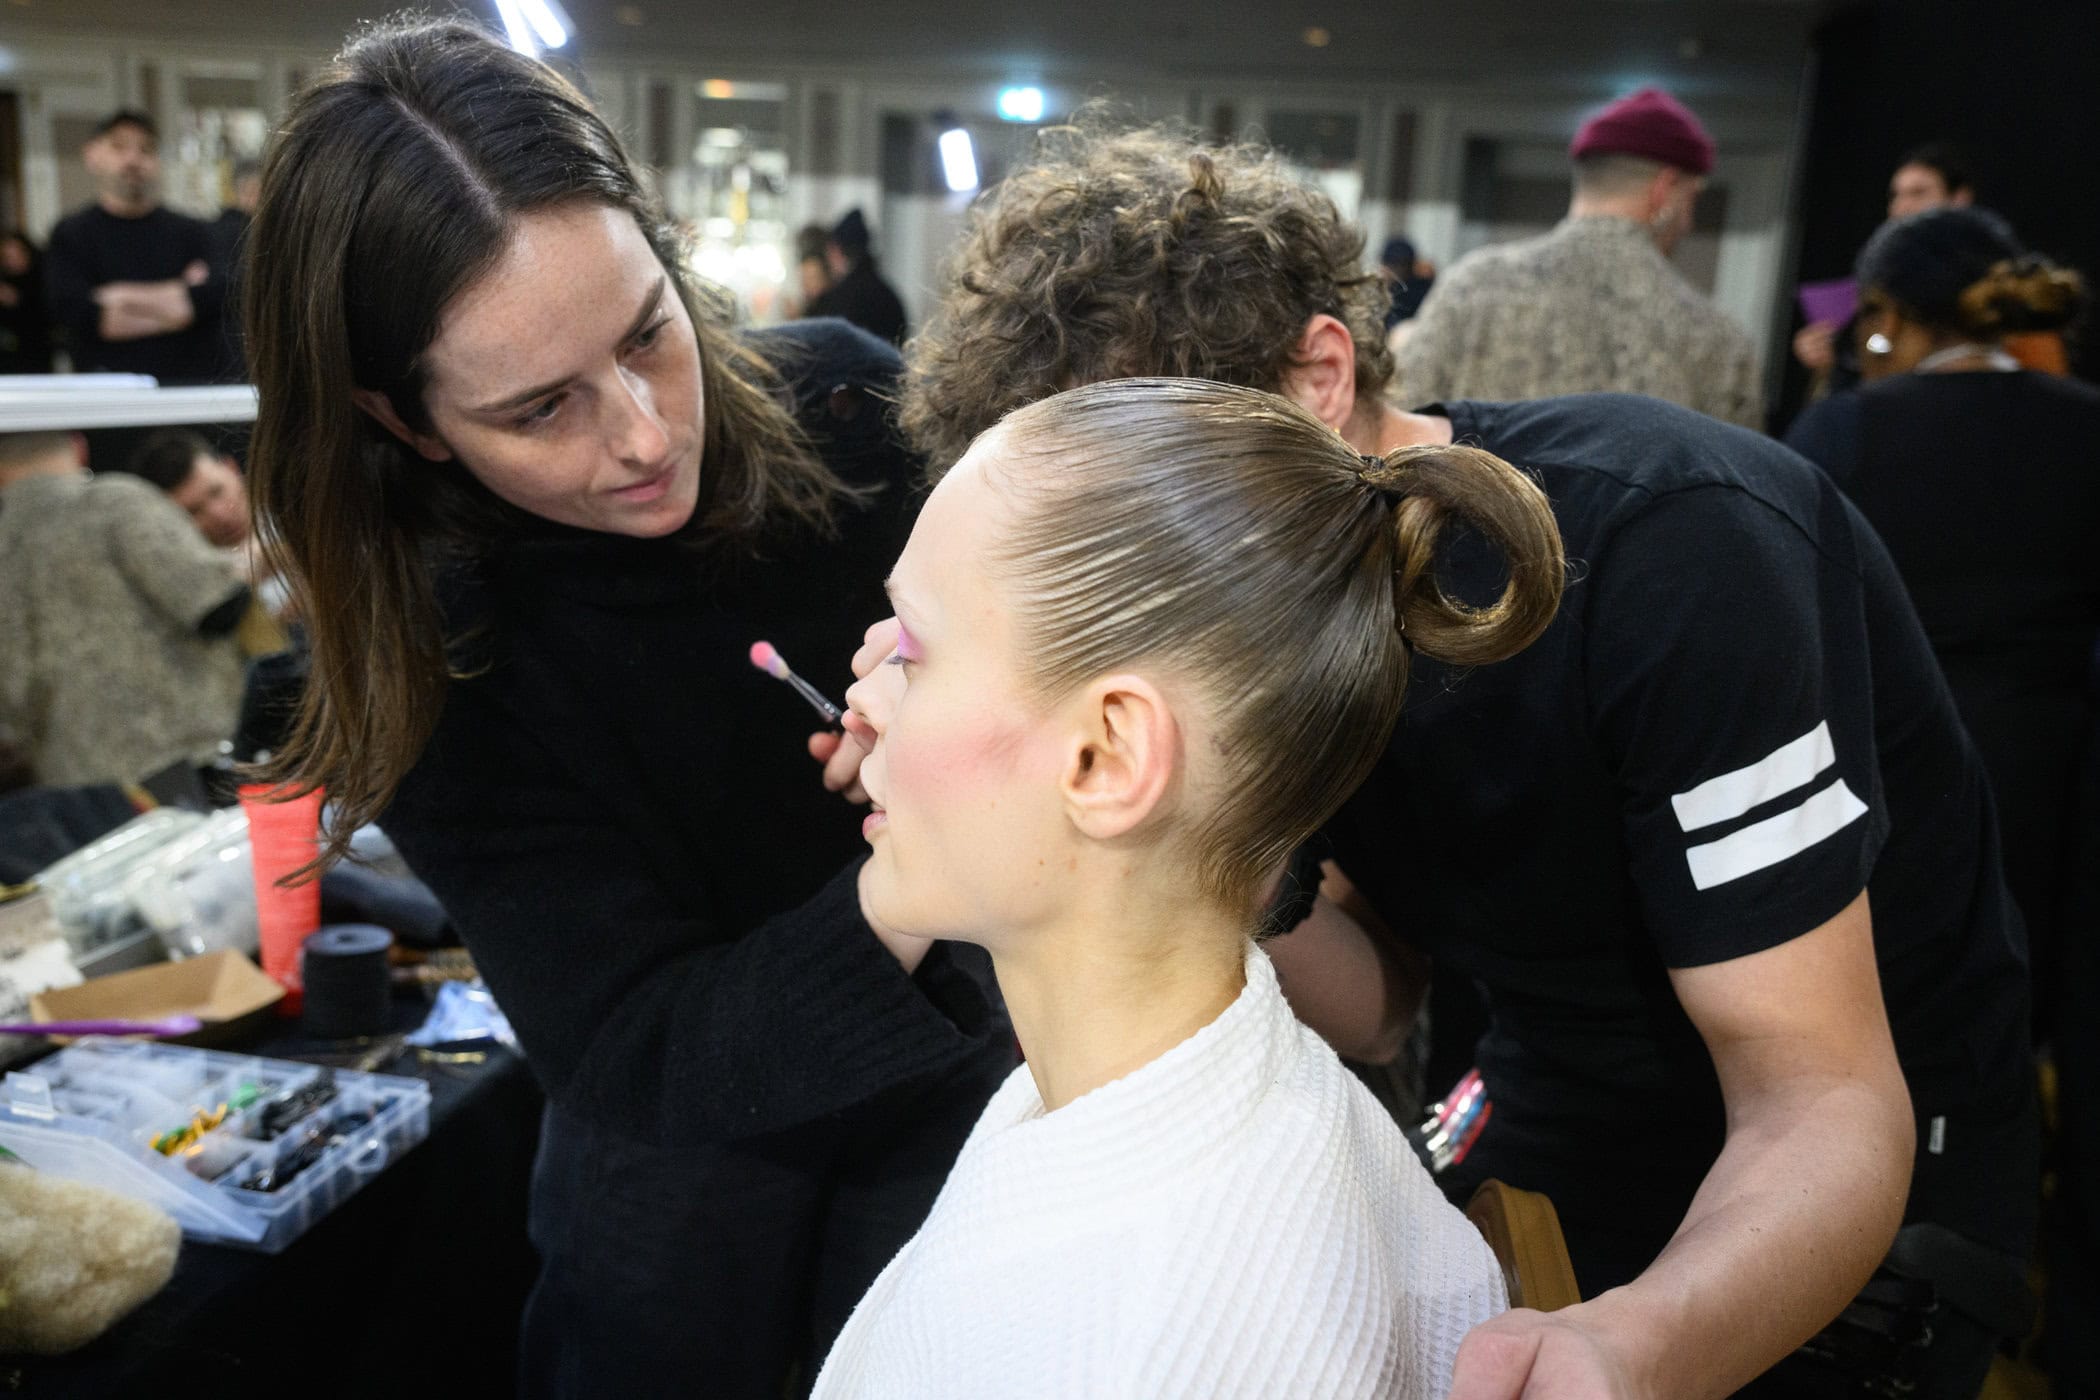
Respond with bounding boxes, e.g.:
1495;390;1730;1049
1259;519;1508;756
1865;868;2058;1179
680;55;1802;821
1355;453;1409;508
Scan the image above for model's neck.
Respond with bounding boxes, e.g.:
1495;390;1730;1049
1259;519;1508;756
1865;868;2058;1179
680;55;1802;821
990;879;1247;1113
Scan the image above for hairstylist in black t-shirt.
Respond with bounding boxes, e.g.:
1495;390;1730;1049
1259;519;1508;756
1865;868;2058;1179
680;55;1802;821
240;21;1012;1399
860;123;2037;1400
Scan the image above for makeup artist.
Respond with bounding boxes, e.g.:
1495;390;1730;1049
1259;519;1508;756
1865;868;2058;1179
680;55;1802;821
240;20;1011;1399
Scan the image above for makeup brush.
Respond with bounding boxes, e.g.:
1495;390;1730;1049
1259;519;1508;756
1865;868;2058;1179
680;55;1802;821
748;641;843;725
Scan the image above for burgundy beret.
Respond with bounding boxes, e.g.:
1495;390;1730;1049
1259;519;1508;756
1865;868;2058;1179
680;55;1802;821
1569;87;1715;176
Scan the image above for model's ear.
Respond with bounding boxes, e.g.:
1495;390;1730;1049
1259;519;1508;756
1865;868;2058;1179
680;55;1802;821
1278;314;1360;433
1058;673;1179;840
351;388;453;462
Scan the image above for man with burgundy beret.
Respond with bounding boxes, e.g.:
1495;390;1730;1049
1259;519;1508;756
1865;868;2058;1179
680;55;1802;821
1398;87;1765;428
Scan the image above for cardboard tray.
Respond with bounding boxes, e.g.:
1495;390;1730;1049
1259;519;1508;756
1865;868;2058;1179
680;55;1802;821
30;949;284;1046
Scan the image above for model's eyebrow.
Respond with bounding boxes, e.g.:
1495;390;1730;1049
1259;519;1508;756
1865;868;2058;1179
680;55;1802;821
470;277;667;415
883;575;930;629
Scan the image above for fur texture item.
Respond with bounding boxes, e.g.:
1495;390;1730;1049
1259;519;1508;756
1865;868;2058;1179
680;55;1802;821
0;1162;181;1353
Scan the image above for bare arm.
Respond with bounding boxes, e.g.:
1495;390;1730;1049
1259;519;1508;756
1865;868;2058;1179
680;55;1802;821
1448;890;1913;1399
92;261;206;341
1268;863;1429;1063
94;278;197;340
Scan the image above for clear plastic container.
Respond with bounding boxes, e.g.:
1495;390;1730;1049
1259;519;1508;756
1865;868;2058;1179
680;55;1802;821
35;809;207;957
0;1040;430;1252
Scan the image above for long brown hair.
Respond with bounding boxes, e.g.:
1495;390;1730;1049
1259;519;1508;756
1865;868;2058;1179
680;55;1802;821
245;17;847;873
994;378;1564;910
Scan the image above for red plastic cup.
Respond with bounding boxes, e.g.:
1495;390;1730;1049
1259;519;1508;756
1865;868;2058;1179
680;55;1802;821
239;784;325;1015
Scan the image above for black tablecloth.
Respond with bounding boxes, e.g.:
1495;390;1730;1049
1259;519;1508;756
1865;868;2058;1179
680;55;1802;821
4;995;544;1399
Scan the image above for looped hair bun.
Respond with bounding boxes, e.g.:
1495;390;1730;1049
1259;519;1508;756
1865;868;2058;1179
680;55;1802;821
1957;256;2088;337
1361;444;1564;669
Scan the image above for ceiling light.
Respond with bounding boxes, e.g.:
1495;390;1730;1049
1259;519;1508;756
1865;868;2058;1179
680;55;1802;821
997;86;1045;123
493;0;537;55
938;126;979;193
1302;26;1331;47
517;0;568;47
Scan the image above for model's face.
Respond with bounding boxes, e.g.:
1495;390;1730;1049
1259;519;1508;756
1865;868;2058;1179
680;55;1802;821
1887;163;1969;221
170;453;251;548
85;126;159;207
845;431;1077;942
407;202;704;539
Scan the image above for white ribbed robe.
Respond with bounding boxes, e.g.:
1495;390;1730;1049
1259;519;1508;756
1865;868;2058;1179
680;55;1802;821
813;943;1508;1399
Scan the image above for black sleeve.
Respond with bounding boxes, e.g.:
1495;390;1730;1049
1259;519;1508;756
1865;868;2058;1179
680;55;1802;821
195;586;253;637
1782;392;1864;489
177;214;229;326
381;688;999;1144
41;218;101;352
1584;486;1887;968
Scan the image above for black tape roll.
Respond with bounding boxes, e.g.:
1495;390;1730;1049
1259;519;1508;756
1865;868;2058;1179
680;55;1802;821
300;923;394;1039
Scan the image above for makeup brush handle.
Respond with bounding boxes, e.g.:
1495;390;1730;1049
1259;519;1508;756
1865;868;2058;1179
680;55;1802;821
786;673;843;725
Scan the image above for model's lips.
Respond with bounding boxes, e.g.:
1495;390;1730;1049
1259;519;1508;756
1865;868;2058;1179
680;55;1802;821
610;467;674;502
862;807;888;840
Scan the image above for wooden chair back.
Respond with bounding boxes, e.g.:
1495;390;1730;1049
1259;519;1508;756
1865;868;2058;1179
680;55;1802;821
1465;1179;1582;1312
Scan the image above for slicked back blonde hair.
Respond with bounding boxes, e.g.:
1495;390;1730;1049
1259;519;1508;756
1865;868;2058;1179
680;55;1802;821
992;378;1564;910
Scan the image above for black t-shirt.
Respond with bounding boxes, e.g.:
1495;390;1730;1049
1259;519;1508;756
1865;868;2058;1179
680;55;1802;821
1786;371;2100;693
1788;370;2100;1017
43;204;229;383
1327;393;2033;1295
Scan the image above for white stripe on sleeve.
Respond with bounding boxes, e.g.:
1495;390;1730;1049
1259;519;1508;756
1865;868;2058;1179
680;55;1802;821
1683;778;1869;891
1670;721;1837;834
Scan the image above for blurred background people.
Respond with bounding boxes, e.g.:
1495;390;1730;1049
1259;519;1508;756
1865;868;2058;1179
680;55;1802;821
42;111;230;385
804;208;907;346
1795;143;1978;394
0;230;55;374
1886;142;1977;221
1396;87;1763;428
1377;233;1436;360
0;430;249;787
207;158;263;379
1785;207;2096;1015
123;428;293;653
1786;208;2100;1399
793;221;834;316
124;428;251;550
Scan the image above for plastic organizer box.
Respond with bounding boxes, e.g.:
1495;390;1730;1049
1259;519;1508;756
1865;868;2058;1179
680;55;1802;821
0;1040;430;1252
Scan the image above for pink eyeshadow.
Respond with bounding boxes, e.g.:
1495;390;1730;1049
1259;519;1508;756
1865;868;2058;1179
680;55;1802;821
894;621;923;662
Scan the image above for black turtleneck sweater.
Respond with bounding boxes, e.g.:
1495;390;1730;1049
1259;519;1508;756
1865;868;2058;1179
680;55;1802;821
380;319;1004;1144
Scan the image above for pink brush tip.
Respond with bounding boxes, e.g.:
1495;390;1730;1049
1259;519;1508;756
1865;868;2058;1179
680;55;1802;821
748;640;789;680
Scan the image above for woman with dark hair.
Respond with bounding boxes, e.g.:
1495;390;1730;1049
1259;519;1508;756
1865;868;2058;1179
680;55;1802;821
243;19;1011;1398
1787;211;2100;1397
815;377;1558;1397
1785;206;2099;1017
